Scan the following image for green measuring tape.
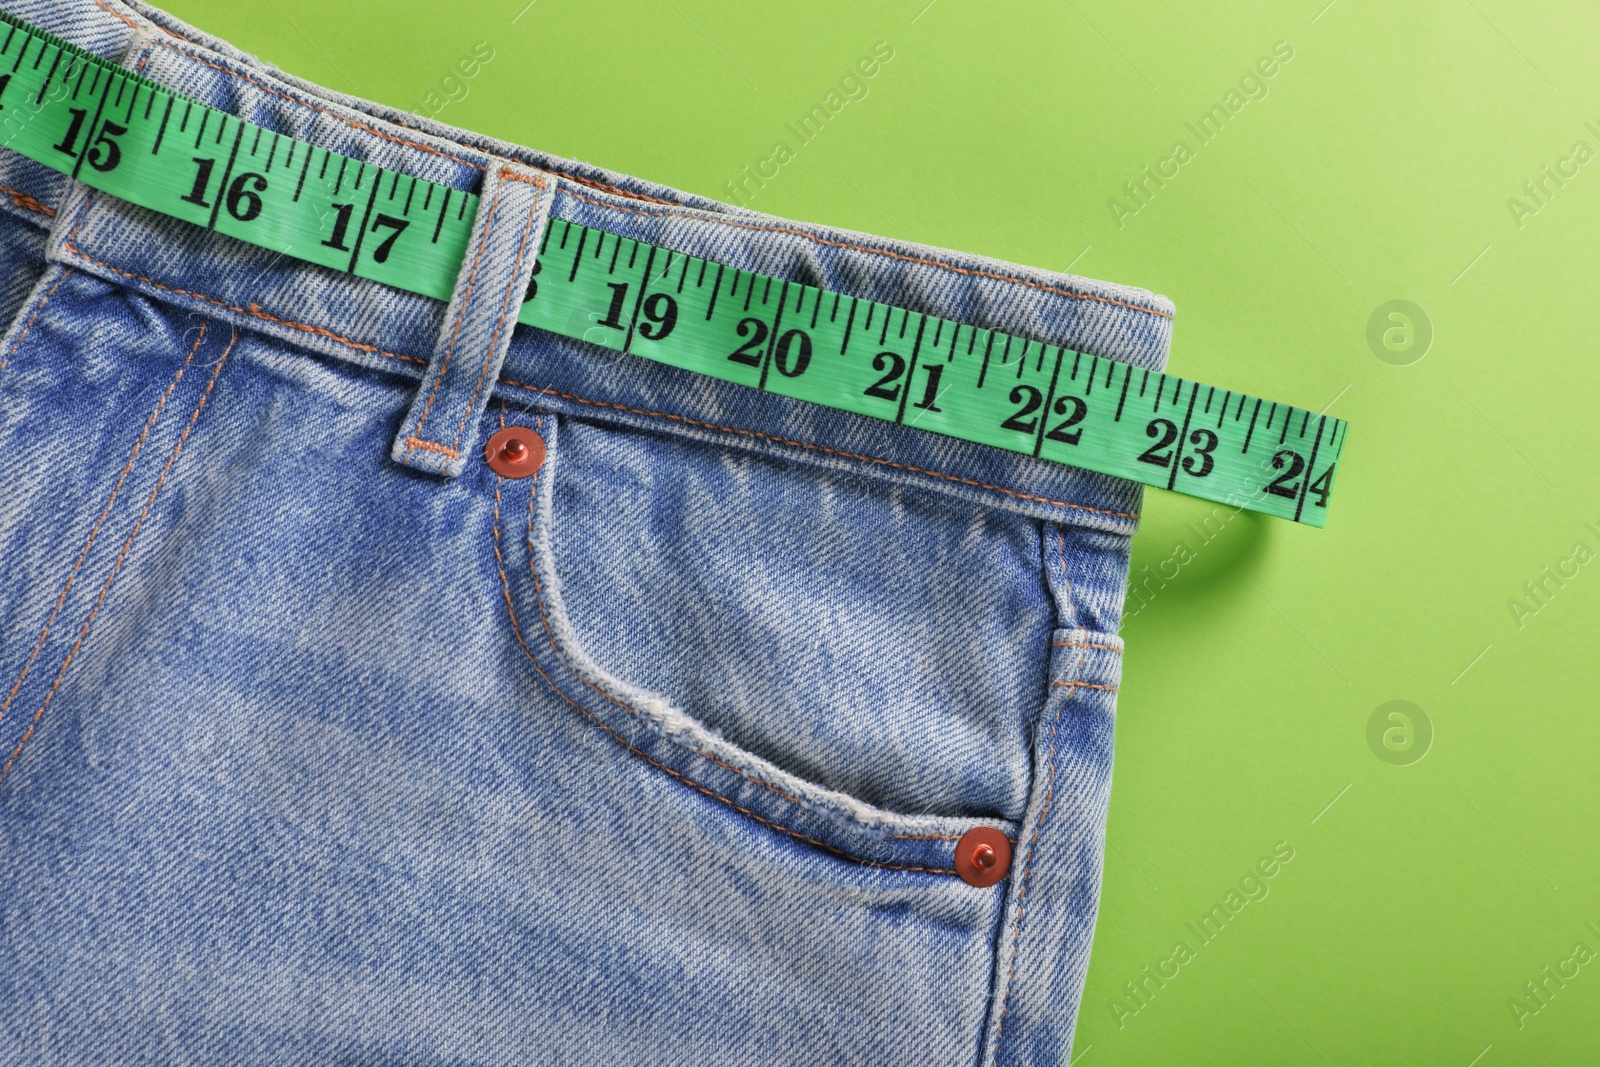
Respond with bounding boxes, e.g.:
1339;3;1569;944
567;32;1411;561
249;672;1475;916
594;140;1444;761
0;11;1346;526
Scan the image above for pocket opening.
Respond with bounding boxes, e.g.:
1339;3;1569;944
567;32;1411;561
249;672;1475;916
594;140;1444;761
487;407;1040;873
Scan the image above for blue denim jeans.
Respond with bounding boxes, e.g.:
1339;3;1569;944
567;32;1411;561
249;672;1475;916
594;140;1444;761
0;1;1173;1062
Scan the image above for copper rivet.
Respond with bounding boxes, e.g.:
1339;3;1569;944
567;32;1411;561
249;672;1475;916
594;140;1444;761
954;826;1012;888
484;426;546;479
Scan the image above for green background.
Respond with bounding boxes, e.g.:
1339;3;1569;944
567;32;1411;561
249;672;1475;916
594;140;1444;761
158;0;1599;1061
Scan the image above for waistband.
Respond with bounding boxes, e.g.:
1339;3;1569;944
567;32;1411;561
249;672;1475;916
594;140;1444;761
0;0;1174;533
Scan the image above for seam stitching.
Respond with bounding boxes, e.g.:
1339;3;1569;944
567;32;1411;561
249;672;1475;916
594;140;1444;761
1051;641;1122;654
992;645;1087;1050
0;316;203;727
90;0;141;32
91;0;185;38
487;416;958;869
501;381;1139;520
1056;527;1079;629
0;184;55;218
0;268;72;376
401;436;459;458
59;198;1137;521
245;302;424;363
60;231;422;365
562;171;677;205
0;328;237;783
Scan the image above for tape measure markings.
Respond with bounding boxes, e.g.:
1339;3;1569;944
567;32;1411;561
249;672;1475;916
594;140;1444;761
515;215;1343;523
0;11;1346;525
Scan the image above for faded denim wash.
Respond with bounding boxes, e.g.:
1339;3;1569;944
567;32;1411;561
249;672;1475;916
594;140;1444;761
0;1;1173;1063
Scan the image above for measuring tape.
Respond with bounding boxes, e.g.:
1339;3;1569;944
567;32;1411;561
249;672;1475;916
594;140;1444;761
0;12;1346;526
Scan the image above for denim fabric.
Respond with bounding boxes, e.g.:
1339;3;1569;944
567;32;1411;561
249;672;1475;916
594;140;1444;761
0;1;1172;1063
391;164;552;478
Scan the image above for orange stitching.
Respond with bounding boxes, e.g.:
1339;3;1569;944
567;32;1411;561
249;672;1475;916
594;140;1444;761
1047;680;1119;692
1050;641;1122;654
60;223;423;365
563;171;677;206
0;268;72;376
0;317;204;727
486;435;955;873
60;208;1136;522
91;0;188;39
558;188;1175;321
59;158;1135;521
0;329;236;783
994;645;1087;1044
154;41;487;172
406;170;503;450
499;171;550;188
401;435;459;458
0;184;54;218
91;0;140;31
446;173;547;454
500;380;1140;521
245;303;426;364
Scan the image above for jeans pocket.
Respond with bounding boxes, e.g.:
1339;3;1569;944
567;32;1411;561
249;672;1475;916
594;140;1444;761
484;401;1082;874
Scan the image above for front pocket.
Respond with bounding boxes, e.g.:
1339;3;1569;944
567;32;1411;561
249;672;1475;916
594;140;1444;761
485;405;1069;873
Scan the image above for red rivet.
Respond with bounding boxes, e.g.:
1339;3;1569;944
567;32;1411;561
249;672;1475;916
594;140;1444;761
955;826;1012;888
484;425;545;479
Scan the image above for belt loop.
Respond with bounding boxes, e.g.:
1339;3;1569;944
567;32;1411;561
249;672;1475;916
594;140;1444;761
391;163;553;477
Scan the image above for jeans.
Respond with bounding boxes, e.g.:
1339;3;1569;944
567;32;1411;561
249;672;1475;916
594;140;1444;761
0;1;1173;1062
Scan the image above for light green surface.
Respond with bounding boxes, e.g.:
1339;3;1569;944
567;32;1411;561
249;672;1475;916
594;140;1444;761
156;0;1600;1061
